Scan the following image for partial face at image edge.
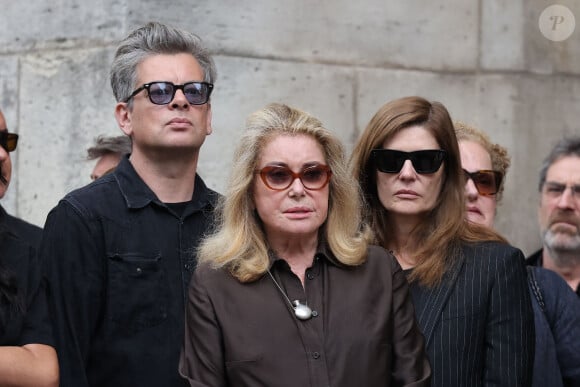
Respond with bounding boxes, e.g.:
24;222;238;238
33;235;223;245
538;156;580;254
459;140;498;228
0;111;12;197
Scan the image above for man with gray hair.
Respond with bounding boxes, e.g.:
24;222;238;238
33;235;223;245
527;136;580;297
41;22;219;386
87;134;132;180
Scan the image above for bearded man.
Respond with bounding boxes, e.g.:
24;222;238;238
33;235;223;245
527;136;580;296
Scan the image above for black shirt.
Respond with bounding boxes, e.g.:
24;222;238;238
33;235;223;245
41;157;219;387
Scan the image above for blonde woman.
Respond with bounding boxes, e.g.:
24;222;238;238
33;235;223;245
180;103;430;387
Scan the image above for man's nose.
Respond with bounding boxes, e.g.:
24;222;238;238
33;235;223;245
557;186;577;209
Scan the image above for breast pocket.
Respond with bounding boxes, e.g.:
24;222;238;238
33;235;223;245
107;252;169;331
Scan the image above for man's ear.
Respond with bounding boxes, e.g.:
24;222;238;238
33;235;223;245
115;102;133;136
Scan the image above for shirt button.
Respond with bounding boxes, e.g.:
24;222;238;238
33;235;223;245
136;267;142;275
307;273;315;280
312;310;319;317
312;352;320;359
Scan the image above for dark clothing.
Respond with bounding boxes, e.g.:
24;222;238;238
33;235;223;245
41;157;219;387
527;267;580;387
0;204;42;249
0;229;53;347
180;244;431;387
407;241;535;387
526;249;580;296
526;249;543;266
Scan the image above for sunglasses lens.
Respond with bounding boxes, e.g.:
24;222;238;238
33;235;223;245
183;83;210;105
373;150;405;173
301;166;331;189
411;150;446;173
148;82;174;104
263;167;293;190
473;172;498;195
465;170;502;195
0;132;18;152
6;136;17;152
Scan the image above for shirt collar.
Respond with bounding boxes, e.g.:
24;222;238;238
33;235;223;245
267;239;345;270
0;204;7;224
113;155;218;212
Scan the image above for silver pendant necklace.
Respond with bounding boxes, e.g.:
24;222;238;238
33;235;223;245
267;269;313;321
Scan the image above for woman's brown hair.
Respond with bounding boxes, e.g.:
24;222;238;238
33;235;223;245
350;96;505;287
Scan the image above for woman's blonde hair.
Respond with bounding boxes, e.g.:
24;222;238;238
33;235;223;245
454;121;511;201
198;103;370;282
350;96;505;287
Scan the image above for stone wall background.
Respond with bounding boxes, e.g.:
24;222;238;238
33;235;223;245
1;0;579;255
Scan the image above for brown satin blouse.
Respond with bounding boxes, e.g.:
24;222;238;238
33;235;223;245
179;244;431;387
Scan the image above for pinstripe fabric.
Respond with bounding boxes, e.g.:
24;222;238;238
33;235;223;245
408;241;535;387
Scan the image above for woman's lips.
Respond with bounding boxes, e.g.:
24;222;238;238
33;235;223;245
467;206;482;215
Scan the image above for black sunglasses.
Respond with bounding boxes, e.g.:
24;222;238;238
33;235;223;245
256;164;332;191
463;169;503;196
124;81;214;105
0;131;18;152
371;149;447;174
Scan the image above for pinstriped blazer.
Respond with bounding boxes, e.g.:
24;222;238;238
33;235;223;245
407;241;535;387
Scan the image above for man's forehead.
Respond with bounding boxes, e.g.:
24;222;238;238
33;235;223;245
547;156;580;180
136;53;204;82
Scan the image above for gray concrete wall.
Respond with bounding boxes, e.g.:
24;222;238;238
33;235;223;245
1;0;579;255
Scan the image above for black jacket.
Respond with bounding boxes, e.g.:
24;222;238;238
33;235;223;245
41;157;220;387
526;248;580;296
0;204;42;249
408;241;535;387
0;219;51;347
